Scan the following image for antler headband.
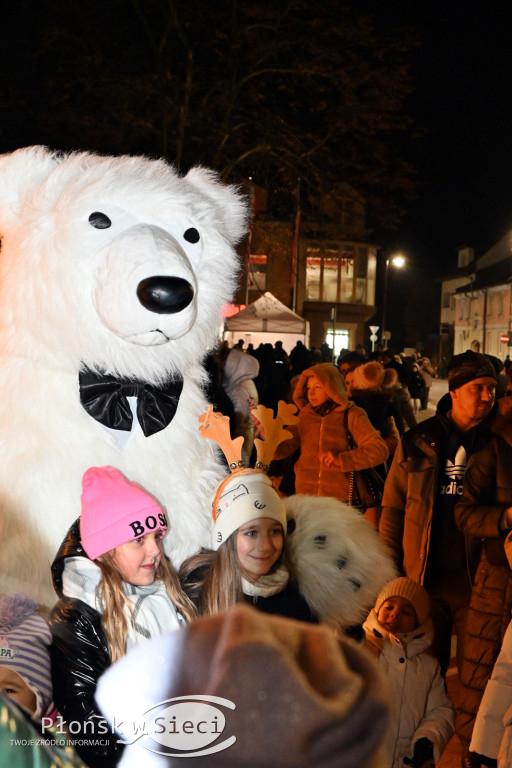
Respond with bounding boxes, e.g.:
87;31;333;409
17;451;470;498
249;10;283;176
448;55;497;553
199;401;299;522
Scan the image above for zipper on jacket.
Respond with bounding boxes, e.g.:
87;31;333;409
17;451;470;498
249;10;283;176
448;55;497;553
317;416;325;495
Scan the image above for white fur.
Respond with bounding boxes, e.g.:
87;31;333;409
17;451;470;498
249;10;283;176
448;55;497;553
284;495;397;629
0;146;249;605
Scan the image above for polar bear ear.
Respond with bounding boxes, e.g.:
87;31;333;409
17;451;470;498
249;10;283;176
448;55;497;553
183;166;250;246
0;145;60;224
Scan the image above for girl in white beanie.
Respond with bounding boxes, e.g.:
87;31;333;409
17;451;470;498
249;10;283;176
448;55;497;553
363;577;454;768
181;404;397;634
180;469;317;622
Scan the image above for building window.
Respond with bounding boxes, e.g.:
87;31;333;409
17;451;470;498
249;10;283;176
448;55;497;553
248;254;267;292
340;249;355;302
356;247;368;303
442;291;451;309
498;291;505;316
323;253;340;302
487;293;493;316
305;247;321;300
305;244;364;304
326;328;350;358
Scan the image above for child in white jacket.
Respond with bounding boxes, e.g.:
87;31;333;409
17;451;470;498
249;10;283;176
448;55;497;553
363;577;454;768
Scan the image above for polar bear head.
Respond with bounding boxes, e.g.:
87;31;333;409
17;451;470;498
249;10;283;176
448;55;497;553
0;146;249;382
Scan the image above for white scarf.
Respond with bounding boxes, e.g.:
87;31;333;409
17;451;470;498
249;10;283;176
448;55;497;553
62;556;184;651
242;564;290;598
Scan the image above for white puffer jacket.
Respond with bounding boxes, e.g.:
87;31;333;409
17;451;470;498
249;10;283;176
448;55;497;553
363;610;454;768
470;619;512;767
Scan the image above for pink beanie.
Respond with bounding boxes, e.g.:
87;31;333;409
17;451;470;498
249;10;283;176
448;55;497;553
80;466;168;560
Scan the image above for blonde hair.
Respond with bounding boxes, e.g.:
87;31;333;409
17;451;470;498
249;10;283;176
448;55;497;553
96;548;196;663
180;524;287;617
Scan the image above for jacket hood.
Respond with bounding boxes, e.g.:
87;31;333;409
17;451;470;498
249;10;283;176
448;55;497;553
363;608;434;658
293;363;348;410
434;392;453;431
222;349;260;391
491;412;512;450
51;519;89;599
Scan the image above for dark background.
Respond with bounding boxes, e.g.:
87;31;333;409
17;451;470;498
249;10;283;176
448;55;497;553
2;1;512;352
366;0;512;351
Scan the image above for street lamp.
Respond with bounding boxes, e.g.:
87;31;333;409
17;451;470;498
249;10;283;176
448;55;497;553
381;253;406;347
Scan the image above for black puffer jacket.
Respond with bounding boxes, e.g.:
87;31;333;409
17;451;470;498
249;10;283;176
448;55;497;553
180;556;318;624
49;520;123;768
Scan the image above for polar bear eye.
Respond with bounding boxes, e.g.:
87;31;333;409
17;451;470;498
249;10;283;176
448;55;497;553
286;519;296;535
183;227;200;243
88;212;112;229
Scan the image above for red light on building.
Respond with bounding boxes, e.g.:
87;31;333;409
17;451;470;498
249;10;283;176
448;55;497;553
222;303;246;318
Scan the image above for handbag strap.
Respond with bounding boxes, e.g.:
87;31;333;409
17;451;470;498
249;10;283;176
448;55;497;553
344;409;356;449
344;409;357;505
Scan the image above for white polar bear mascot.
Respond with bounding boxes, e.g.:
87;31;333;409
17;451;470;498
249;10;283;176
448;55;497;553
0;146;248;605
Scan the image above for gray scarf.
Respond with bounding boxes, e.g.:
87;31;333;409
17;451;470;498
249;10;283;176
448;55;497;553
62;556;184;650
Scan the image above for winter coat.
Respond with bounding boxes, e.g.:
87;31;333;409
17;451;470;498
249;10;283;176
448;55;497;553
379;393;490;583
275;363;388;502
181;558;318;625
253;343;291;412
349;388;400;458
470;619;512;766
419;358;434;388
222;347;260;462
408;367;426;400
454;416;512;746
48;521;122;768
222;347;259;416
180;494;397;635
243;580;318;623
363;610;454;768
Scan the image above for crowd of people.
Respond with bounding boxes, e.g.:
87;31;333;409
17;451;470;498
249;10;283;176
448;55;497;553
4;336;512;768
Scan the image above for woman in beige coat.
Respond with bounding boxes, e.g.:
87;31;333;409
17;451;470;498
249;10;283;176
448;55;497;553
274;363;388;521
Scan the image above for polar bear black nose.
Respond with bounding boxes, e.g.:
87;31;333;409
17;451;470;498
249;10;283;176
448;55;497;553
136;276;194;314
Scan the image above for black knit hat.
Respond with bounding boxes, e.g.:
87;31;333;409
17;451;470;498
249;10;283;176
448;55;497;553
447;350;496;391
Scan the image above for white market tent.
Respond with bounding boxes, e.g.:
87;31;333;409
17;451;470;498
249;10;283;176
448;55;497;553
224;292;309;352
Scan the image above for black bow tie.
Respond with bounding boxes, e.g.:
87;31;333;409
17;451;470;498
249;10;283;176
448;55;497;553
79;368;184;437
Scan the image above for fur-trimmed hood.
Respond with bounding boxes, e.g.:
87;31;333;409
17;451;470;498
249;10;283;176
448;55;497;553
284;494;397;629
363;608;434;659
293;363;348;410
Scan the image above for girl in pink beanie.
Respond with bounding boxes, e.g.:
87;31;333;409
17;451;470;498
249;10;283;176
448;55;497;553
49;466;195;768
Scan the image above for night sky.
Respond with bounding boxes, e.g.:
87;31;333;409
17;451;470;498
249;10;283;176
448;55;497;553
361;0;512;349
384;0;512;275
2;2;512;348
